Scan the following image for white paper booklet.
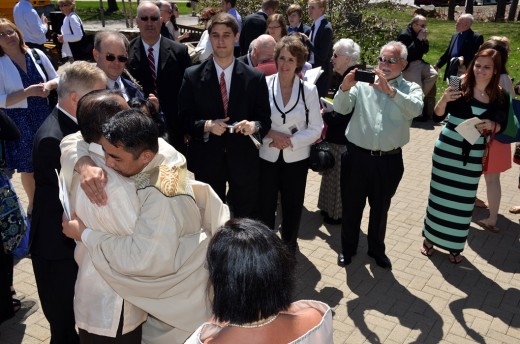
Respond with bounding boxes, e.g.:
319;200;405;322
320;97;334;113
56;169;71;220
303;67;323;85
455;117;484;145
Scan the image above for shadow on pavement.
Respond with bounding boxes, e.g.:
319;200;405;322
431;254;520;343
344;234;444;343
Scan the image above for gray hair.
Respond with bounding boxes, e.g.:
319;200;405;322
459;13;474;25
381;41;408;61
58;61;107;100
333;39;360;67
410;15;426;25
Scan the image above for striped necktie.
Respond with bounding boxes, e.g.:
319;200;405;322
219;72;228;116
147;47;157;94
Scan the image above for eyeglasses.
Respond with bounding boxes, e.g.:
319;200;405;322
105;53;128;63
58;3;70;8
333;53;347;58
268;26;281;30
140;16;160;22
0;30;16;39
377;56;402;64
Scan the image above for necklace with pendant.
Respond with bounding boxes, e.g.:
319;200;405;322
475;87;486;97
228;314;279;328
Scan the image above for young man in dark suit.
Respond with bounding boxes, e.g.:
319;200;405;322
126;1;191;155
239;0;279;56
31;62;107;344
287;4;310;34
307;0;333;98
179;12;271;218
435;13;483;81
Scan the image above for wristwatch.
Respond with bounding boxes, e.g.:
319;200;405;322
254;121;260;133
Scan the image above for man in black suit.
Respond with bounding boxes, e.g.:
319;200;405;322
127;1;191;155
435;13;483;81
93;30;145;101
239;0;279;56
179;13;271;218
307;0;333;98
31;62;107;344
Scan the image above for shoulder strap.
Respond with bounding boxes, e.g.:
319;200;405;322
69;13;85;35
30;49;49;82
300;80;309;126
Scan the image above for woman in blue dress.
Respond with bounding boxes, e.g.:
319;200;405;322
0;19;58;215
421;49;509;264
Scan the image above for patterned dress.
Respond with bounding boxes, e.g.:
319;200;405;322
2;53;51;172
423;98;496;253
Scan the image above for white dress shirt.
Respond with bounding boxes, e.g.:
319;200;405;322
13;0;48;45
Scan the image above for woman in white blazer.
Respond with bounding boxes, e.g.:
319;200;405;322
259;35;323;252
57;0;83;60
0;18;58;215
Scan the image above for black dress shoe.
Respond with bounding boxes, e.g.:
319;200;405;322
367;252;392;269
337;253;352;267
323;214;342;225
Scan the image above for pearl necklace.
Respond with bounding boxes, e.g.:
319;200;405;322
228;314;279;328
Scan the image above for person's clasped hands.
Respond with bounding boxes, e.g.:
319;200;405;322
205;117;257;136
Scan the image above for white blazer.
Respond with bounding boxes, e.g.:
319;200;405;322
260;74;323;163
0;48;58;109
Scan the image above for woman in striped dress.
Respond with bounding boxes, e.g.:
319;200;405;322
421;49;509;264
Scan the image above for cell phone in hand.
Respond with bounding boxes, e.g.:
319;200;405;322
354;70;375;84
449;76;462;91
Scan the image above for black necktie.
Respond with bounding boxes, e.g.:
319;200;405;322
113;82;120;90
310;23;315;41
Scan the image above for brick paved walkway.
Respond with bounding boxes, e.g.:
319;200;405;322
1;120;520;343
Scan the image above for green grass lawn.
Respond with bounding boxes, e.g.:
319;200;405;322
372;5;520;97
74;1;192;21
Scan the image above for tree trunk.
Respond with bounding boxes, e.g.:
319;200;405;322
508;0;519;21
465;0;474;14
495;0;507;21
107;0;119;13
448;0;457;21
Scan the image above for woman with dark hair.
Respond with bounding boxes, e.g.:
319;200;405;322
421;49;509;264
128;96;168;141
192;7;221;63
266;14;288;43
185;218;332;343
0;109;21;323
0;18;58;218
259;36;323;252
473;37;513;233
168;2;190;42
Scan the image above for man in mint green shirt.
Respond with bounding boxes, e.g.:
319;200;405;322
333;41;423;269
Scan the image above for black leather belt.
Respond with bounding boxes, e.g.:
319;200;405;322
349;143;402;157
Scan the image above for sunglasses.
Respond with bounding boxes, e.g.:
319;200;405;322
377;56;401;64
105;53;128;63
333;53;346;58
140;16;160;22
200;18;210;23
58;3;70;8
0;30;16;39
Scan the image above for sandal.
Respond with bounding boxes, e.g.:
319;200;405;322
420;240;434;257
509;206;520;214
449;251;463;264
476;220;499;233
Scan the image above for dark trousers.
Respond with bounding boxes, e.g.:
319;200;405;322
79;305;142;344
32;255;79;344
259;155;309;250
0;248;14;323
188;144;260;218
340;144;404;257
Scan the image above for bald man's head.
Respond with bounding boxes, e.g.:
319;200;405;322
254;34;277;63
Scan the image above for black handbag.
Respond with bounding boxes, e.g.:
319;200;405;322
67;13;94;61
300;81;334;172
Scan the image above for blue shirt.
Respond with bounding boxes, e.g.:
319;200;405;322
13;0;48;45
